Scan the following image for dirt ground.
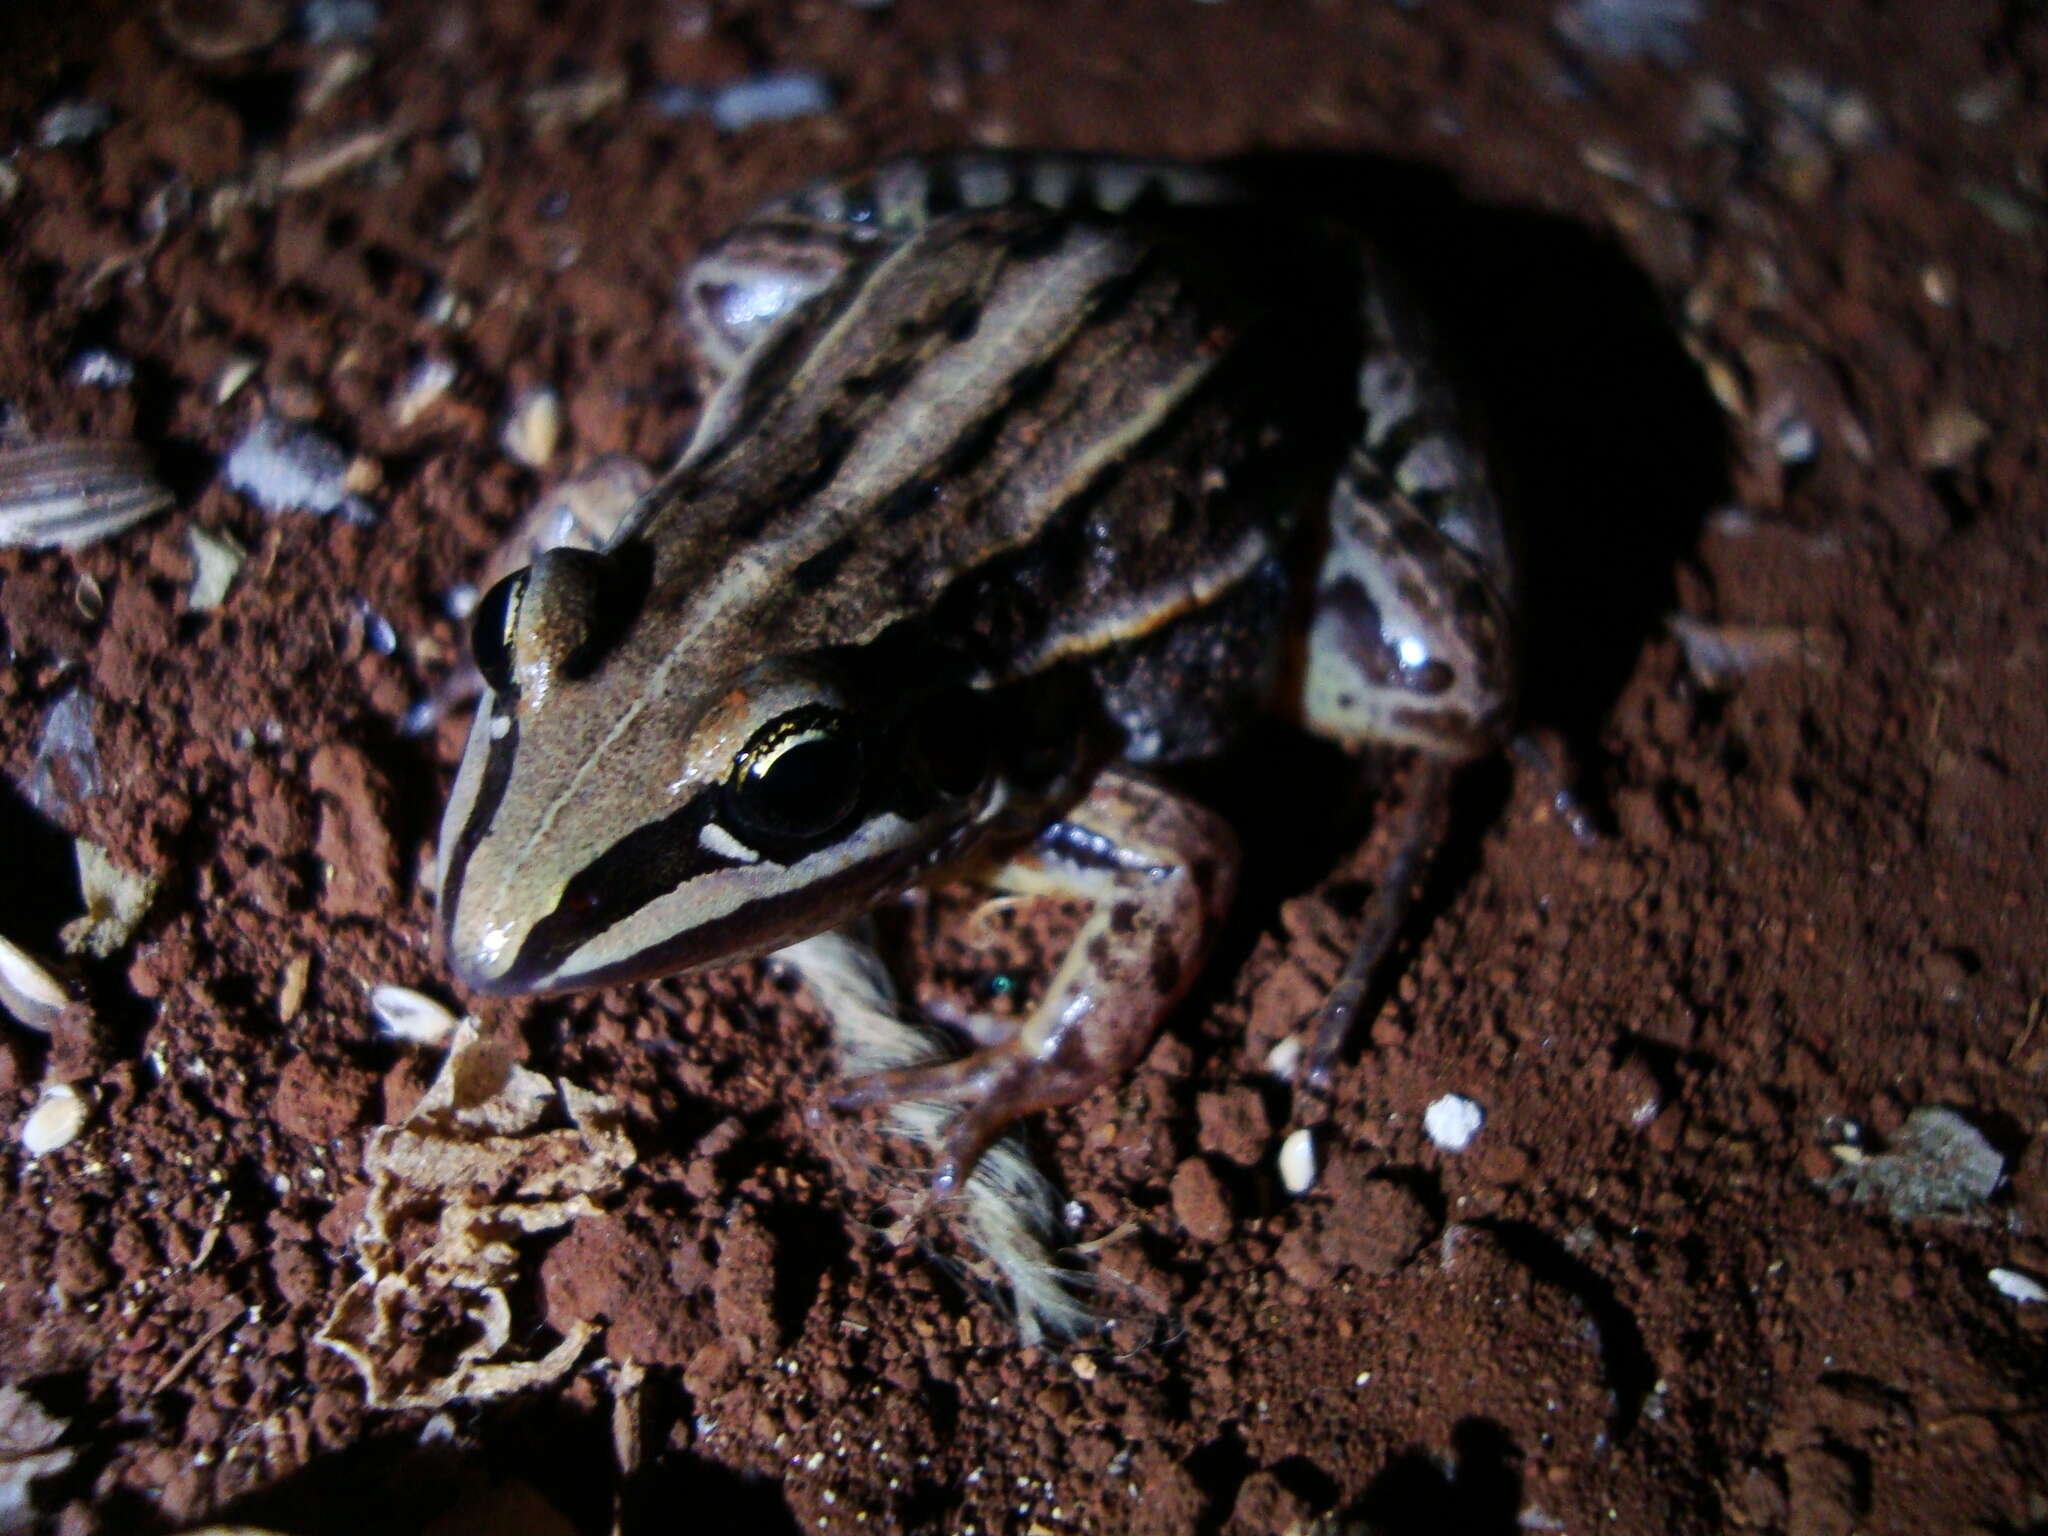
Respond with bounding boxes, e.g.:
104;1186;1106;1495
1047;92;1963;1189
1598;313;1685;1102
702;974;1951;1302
1;0;2045;1531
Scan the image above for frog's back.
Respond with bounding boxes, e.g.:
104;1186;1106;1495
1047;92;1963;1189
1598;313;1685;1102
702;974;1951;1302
620;202;1350;702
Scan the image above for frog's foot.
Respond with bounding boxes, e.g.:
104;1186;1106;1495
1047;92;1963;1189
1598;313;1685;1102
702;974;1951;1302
1304;755;1453;1093
1510;730;1602;847
832;768;1238;1196
776;924;1099;1344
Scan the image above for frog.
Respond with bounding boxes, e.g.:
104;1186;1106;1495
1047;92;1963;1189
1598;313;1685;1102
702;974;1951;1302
435;153;1527;1334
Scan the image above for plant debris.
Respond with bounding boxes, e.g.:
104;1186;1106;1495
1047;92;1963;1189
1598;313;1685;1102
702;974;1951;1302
1826;1106;2005;1221
317;1021;635;1409
0;939;69;1035
58;841;158;959
185;525;246;611
0;440;174;551
223;415;360;517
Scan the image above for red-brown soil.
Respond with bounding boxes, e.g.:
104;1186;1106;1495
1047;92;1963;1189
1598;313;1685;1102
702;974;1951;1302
1;1;2045;1532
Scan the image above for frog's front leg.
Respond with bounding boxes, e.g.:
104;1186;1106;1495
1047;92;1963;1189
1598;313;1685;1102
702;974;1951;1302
831;769;1238;1196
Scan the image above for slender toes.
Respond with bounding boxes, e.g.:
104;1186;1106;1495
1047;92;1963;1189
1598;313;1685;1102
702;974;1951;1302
931;1096;1014;1199
829;1051;1001;1112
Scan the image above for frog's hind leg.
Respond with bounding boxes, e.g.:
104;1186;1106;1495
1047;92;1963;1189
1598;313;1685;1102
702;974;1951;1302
775;925;1098;1345
831;770;1238;1199
1291;254;1520;1086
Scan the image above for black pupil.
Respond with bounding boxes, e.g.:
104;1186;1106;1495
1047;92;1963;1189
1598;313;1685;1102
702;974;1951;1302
472;569;527;696
732;730;862;841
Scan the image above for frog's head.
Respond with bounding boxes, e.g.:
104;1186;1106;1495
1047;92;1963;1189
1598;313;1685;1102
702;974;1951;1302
436;546;1001;997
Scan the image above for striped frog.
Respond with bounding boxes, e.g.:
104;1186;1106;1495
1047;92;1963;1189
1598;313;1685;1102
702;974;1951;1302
436;154;1524;1323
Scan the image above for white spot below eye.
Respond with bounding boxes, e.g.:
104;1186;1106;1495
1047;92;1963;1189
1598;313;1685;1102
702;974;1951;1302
489;713;511;740
1396;636;1430;671
698;821;761;864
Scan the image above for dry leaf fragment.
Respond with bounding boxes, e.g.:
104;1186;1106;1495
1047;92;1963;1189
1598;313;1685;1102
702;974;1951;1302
278;125;402;192
0;440;173;550
186;525;246;611
277;954;313;1024
58;841;159;959
317;1022;634;1408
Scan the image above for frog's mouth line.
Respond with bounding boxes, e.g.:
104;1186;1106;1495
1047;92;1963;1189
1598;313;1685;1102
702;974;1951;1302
465;813;936;997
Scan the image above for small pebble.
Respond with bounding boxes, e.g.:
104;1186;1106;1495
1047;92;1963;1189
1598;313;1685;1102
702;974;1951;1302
186;526;245;611
709;72;835;133
301;0;379;44
70;350;134;390
354;598;398;656
500;386;562;470
29;689;101;821
38;101;113;148
21;1084;88;1157
391;357;458;428
1554;0;1700;67
1424;1093;1485;1152
369;984;460;1046
213;355;261;405
1988;1267;2048;1305
1262;1033;1302;1080
224;415;355;515
1771;414;1817;465
1916;403;1991;471
1278;1127;1318;1195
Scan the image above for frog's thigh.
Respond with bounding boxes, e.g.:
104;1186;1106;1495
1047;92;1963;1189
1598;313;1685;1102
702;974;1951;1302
833;769;1238;1194
1298;457;1514;758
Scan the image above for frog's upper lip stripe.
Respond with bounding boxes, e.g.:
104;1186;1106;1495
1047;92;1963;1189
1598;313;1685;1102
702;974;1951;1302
460;836;928;997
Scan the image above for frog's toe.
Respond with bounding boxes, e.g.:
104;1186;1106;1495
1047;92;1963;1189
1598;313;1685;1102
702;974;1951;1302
833;1045;1076;1197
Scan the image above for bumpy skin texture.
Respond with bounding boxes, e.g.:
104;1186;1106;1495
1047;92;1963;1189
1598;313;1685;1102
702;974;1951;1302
436;154;1517;1333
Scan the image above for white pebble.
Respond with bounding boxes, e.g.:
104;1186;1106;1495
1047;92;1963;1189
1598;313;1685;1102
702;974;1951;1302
224;414;354;515
38;101;113;148
1278;1127;1318;1195
20;1084;87;1157
1989;1267;2048;1305
500;386;562;469
186;525;246;611
369;984;460;1046
390;356;458;428
1424;1093;1485;1152
70;350;135;390
1262;1033;1303;1080
709;72;835;133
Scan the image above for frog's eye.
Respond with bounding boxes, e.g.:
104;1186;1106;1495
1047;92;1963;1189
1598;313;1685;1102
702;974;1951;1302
472;567;528;697
725;709;866;845
474;549;632;704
